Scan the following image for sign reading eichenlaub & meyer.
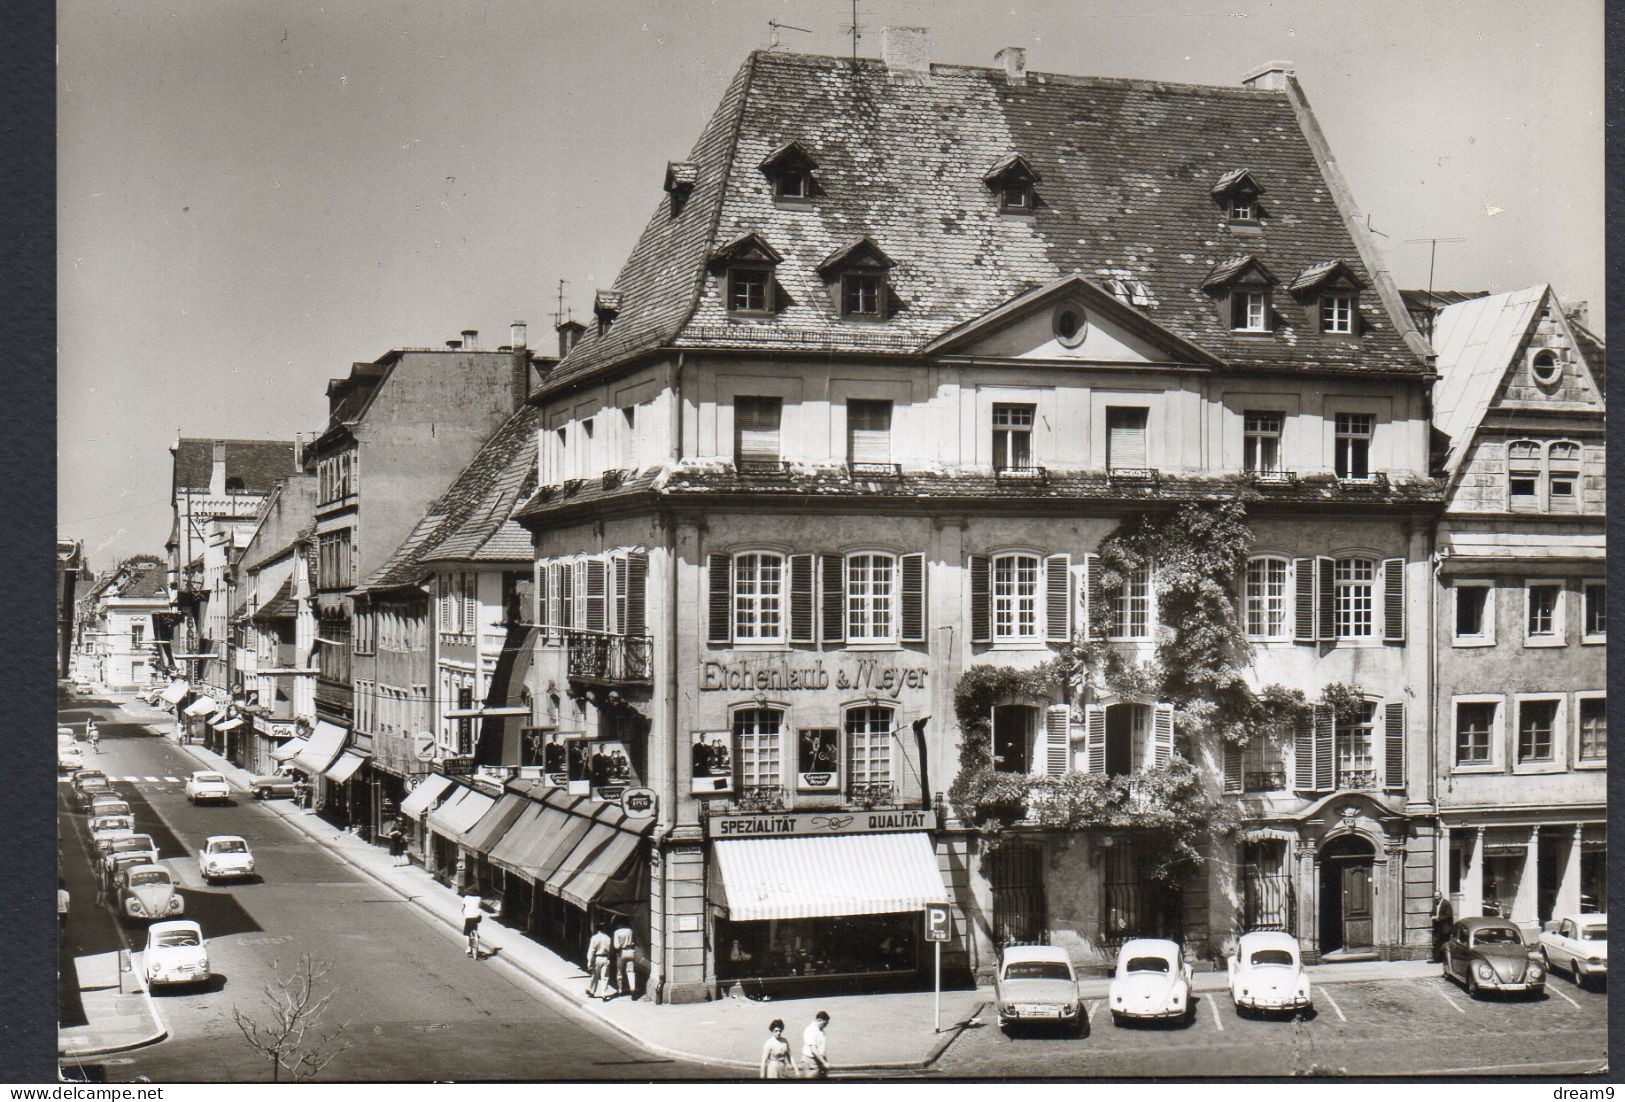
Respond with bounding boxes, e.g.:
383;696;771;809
706;808;935;838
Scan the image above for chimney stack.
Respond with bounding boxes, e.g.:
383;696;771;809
209;440;227;495
511;321;527;349
293;432;303;471
881;26;931;84
1566;301;1590;329
995;46;1027;86
446;339;463;350
556;319;586;358
510;320;531;411
1241;61;1296;91
461;328;478;350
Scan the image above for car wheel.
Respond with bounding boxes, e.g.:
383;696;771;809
1466;973;1480;998
255;788;268;800
1111;1011;1126;1027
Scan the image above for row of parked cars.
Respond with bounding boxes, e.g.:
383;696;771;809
994;919;1607;1033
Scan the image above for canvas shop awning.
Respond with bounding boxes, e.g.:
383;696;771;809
183;696;219;717
550;823;646;910
324;751;369;784
457;792;531;853
159;680;190;705
271;737;308;763
711;832;949;922
398;774;456;819
427;786;496;839
212;716;244;731
293;721;348;774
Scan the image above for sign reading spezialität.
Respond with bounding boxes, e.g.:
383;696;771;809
706;808;935;838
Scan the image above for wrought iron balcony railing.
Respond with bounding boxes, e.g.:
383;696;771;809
1106;467;1160;483
1337;769;1380;791
735;785;788;813
1245;469;1299;485
847;781;897;808
994;465;1048;481
1245;769;1288;792
564;629;652;686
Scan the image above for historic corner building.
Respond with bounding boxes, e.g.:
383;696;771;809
512;35;1467;1000
1427;287;1606;929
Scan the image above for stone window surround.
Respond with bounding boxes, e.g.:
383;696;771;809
1572;690;1606;770
1581;578;1605;645
1451;579;1496;648
1511;692;1566;775
1522;578;1567;648
1449;694;1505;774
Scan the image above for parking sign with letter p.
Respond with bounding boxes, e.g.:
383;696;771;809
924;902;952;942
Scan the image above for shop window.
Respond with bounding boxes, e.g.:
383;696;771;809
733;552;785;643
1110;565;1152;640
1243;411;1283;474
1105;407;1149;469
1583;581;1605;641
845;553;896;643
1524;582;1563;645
733;708;784;790
991;403;1034;470
845;706;894;792
1516;699;1558;763
1335;700;1377;788
1453;582;1493;644
715;913;919;984
1333;413;1373;479
1576;697;1606;764
1454;700;1497;767
1245;557;1288;639
992;704;1036;774
1333;557;1375;639
734;396;783;467
847;399;893;466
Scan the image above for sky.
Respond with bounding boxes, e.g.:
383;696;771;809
57;0;1604;569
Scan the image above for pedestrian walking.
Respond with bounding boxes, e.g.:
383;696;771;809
611;916;637;999
1430;890;1454;963
760;1018;796;1079
461;891;487;958
800;1011;830;1079
388;824;408;867
585;923;614;1000
86;719;100;754
57;879;69;930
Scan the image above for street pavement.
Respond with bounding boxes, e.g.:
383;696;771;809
58;691;735;1082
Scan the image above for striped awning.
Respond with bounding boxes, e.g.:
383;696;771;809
457;792;530;852
398;774;455;819
271;737;307;763
554;825;643;910
427;787;496;839
183;696;219;717
712;832;949;922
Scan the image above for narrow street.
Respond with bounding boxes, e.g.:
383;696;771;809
59;693;735;1082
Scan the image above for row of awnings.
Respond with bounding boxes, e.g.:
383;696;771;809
261;720;371;783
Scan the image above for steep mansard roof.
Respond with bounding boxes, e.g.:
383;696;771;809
172;438;298;494
542;49;1426;394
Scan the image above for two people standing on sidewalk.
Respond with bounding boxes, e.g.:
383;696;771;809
585;917;641;1001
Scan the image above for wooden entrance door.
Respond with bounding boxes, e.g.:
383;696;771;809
1341;863;1373;949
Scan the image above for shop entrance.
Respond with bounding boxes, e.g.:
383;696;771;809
1318;834;1374;953
988;844;1046;945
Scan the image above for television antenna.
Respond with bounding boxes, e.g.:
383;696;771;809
551;278;571;327
767;19;810;49
1402;237;1465;340
845;0;862;60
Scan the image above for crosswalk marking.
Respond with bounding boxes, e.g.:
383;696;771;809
145;776;161;782
123;776;142;783
163;776;180;783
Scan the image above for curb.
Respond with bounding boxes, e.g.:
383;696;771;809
59;1020;171;1063
834;1000;988;1074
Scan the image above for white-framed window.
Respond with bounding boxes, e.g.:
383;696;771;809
1514;695;1562;766
1320;293;1355;334
1230;290;1269;332
728;267;772;314
1575;693;1606;765
1582;580;1605;642
1452;696;1501;770
841;272;885;318
992;404;1035;470
1244;556;1288;639
1524;580;1564;646
733;707;784;790
1243;411;1283;474
1335;699;1377;788
1334;413;1373;480
846;553;896;643
733;552;785;642
991;553;1040;641
845;705;895;790
1228;195;1255;223
1452;580;1494;646
1333;557;1376;639
1110;564;1152;640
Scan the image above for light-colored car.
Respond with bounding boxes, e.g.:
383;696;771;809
88;795;132;819
102;833;158;871
1443;917;1545;997
89;815;136;855
1108;938;1193;1025
248;770;300;800
184;771;232;805
58;744;85;774
1540;914;1607;986
1227;931;1311;1014
143;920;209;988
994;944;1084;1032
199;835;256;883
120;864;184;921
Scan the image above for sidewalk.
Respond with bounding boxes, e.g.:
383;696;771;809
58;952;168;1062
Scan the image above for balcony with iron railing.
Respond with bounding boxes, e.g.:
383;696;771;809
1336;768;1381;791
700;780;908;816
563;628;652;687
1245;769;1288;793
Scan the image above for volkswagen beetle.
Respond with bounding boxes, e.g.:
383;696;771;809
1108;938;1193;1025
1444;916;1545;997
1227;931;1311;1015
119;863;184;922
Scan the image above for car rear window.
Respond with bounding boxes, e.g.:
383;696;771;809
1581;925;1607;940
1249;949;1294;967
1125;956;1170;974
195;773;225;783
212;840;248;853
129;871;169;887
154;932;199;948
1474;926;1522;945
1004;962;1073;981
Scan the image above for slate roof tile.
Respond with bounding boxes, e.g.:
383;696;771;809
173;438;298;493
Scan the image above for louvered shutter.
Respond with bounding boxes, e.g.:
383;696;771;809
1316;556;1336;643
1084;705;1107;774
613;556;628;634
463;573;478;635
1044;705;1071;777
1293;712;1315;790
559;563;575;631
707;554;732;644
1382;558;1406;643
1293;557;1316;644
585;560;607;632
820;555;846;643
535;563;550;642
1045;554;1072;642
625;553;648;635
439;576;455;634
548;564;564;641
1313;704;1335;791
968;555;991;643
900;553;926;643
1384;701;1406;789
1222;742;1243;793
1151;703;1175;769
1084;553;1102;641
735;397;782;464
788;554;816;643
1073;556;1095;641
847;399;892;464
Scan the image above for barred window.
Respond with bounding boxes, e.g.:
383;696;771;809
846;553;896;643
1111;564;1152;640
733;553;784;642
991;553;1040;640
1334;557;1375;638
1245;557;1288;638
733;708;784;789
845;706;894;788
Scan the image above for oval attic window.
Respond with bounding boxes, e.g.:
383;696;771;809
1053;303;1088;349
1530;349;1561;386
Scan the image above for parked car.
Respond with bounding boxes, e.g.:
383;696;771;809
71;772;113;810
88;795;132;819
1227;931;1311;1015
102;851;149;898
1540;914;1607;986
1108;939;1193;1025
184;771;232;805
102;833;158;872
89;815;136;855
143;920;209;988
1443;917;1545;997
995;944;1084;1032
198;835;256;883
120;864;184;922
248;770;300;800
58;744;85;774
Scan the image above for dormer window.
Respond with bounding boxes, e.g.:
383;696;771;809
593;289;622;335
710;232;784;318
1228;195;1255;222
982;154;1041;215
664;160;698;215
1321;293;1355;334
1289;260;1365;336
1232;291;1269;332
844;274;883;317
1204;255;1277;334
817;237;897;322
1211;168;1266;226
759;140;818;203
730;268;771;314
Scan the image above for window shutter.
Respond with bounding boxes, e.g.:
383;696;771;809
1074;555;1095;641
1084;705;1107;774
735;397;782;463
559;563;575;630
1293;558;1315;643
1151;703;1174;769
585;559;607;632
1222;742;1243;793
848;400;892;464
534;563;549;642
1316;556;1336;643
612;555;628;634
820;554;845;644
439;576;455;634
900;553;926;643
625;553;648;635
1314;704;1335;791
1293;712;1315;791
1384;701;1406;789
1045;704;1071;777
707;554;732;645
788;554;816;643
1045;554;1072;642
463;574;478;635
548;564;564;641
1382;558;1406;643
968;555;991;643
1106;408;1149;468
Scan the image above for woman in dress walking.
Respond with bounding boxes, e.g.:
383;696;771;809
759;1019;795;1079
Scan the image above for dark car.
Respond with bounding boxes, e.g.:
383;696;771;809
248;771;299;800
1443;916;1546;997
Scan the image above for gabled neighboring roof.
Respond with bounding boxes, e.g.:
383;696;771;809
541;49;1425;395
172;439;297;494
1431;285;1546;475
